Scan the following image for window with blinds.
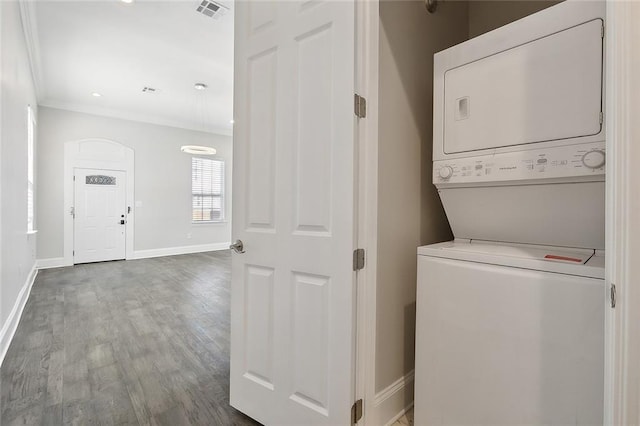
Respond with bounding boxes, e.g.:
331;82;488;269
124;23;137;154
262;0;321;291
192;157;224;222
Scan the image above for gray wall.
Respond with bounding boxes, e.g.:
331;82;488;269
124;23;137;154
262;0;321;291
1;0;38;334
37;107;232;259
375;0;466;393
468;0;561;38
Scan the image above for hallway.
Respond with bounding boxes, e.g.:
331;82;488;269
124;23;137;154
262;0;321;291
0;251;258;425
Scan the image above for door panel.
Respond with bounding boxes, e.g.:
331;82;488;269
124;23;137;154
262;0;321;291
244;265;276;389
230;1;356;425
246;48;277;232
74;168;126;264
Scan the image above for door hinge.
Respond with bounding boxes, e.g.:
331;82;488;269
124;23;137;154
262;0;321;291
611;283;616;308
73;175;76;181
73;250;75;256
354;94;366;118
351;399;363;425
353;248;365;271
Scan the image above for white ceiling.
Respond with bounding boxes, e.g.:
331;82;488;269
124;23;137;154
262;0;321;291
28;0;234;135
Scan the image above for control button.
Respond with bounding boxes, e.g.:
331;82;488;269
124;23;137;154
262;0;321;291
438;166;454;180
581;150;606;169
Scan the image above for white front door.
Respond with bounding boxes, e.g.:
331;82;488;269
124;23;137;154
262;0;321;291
230;1;357;425
74;168;127;264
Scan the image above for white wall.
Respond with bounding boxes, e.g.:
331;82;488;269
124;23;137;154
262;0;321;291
37;107;232;260
0;0;38;355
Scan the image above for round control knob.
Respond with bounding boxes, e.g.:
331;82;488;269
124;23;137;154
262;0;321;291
581;150;606;169
438;166;454;180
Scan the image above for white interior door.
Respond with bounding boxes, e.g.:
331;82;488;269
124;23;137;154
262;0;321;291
230;1;356;425
74;168;127;264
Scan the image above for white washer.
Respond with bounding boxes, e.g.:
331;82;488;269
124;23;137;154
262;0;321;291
415;240;604;425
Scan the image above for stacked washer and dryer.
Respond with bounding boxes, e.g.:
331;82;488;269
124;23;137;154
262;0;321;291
415;2;606;424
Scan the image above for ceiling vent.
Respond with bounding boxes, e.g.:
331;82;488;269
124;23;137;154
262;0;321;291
196;0;228;19
142;87;158;93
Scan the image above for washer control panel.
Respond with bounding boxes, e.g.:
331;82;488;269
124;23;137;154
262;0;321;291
434;142;605;185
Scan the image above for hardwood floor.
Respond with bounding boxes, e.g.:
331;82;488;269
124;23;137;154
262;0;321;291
0;251;260;426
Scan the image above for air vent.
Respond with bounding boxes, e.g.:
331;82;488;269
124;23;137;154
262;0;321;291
142;87;158;93
196;0;228;19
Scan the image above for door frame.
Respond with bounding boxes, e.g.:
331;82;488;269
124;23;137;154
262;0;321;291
603;1;640;424
355;0;380;424
63;138;134;266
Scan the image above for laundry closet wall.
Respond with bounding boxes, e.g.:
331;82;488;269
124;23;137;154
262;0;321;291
371;0;565;423
469;0;562;37
373;0;465;417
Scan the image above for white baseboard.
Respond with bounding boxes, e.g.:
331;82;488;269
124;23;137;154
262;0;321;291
384;401;414;426
370;370;415;426
35;257;68;269
131;242;230;260
0;265;38;367
36;243;229;267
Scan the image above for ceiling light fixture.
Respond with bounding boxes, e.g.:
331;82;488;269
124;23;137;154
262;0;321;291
92;92;102;97
121;0;134;4
194;83;208;91
230;119;235;124
181;145;217;155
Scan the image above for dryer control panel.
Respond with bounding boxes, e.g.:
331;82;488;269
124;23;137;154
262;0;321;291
433;142;605;185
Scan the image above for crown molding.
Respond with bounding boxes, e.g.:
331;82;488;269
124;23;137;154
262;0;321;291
39;99;234;137
19;0;45;101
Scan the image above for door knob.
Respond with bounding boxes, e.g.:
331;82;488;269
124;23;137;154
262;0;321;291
229;239;245;254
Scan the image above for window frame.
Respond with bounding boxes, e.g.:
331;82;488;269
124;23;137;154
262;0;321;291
191;156;225;224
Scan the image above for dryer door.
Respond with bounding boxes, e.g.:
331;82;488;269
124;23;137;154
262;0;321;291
443;18;603;155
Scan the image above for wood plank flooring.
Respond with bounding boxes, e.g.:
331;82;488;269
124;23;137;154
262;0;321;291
1;251;260;426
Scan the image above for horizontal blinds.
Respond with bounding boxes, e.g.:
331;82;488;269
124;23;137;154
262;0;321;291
192;157;224;222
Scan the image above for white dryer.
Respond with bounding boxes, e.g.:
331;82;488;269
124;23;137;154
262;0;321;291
415;1;607;424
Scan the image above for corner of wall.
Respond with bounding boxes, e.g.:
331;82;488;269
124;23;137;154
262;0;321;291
0;265;37;367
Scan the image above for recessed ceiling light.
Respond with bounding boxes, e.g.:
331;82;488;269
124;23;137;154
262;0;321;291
92;92;102;97
181;145;217;155
194;83;208;91
121;0;134;4
229;119;234;124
